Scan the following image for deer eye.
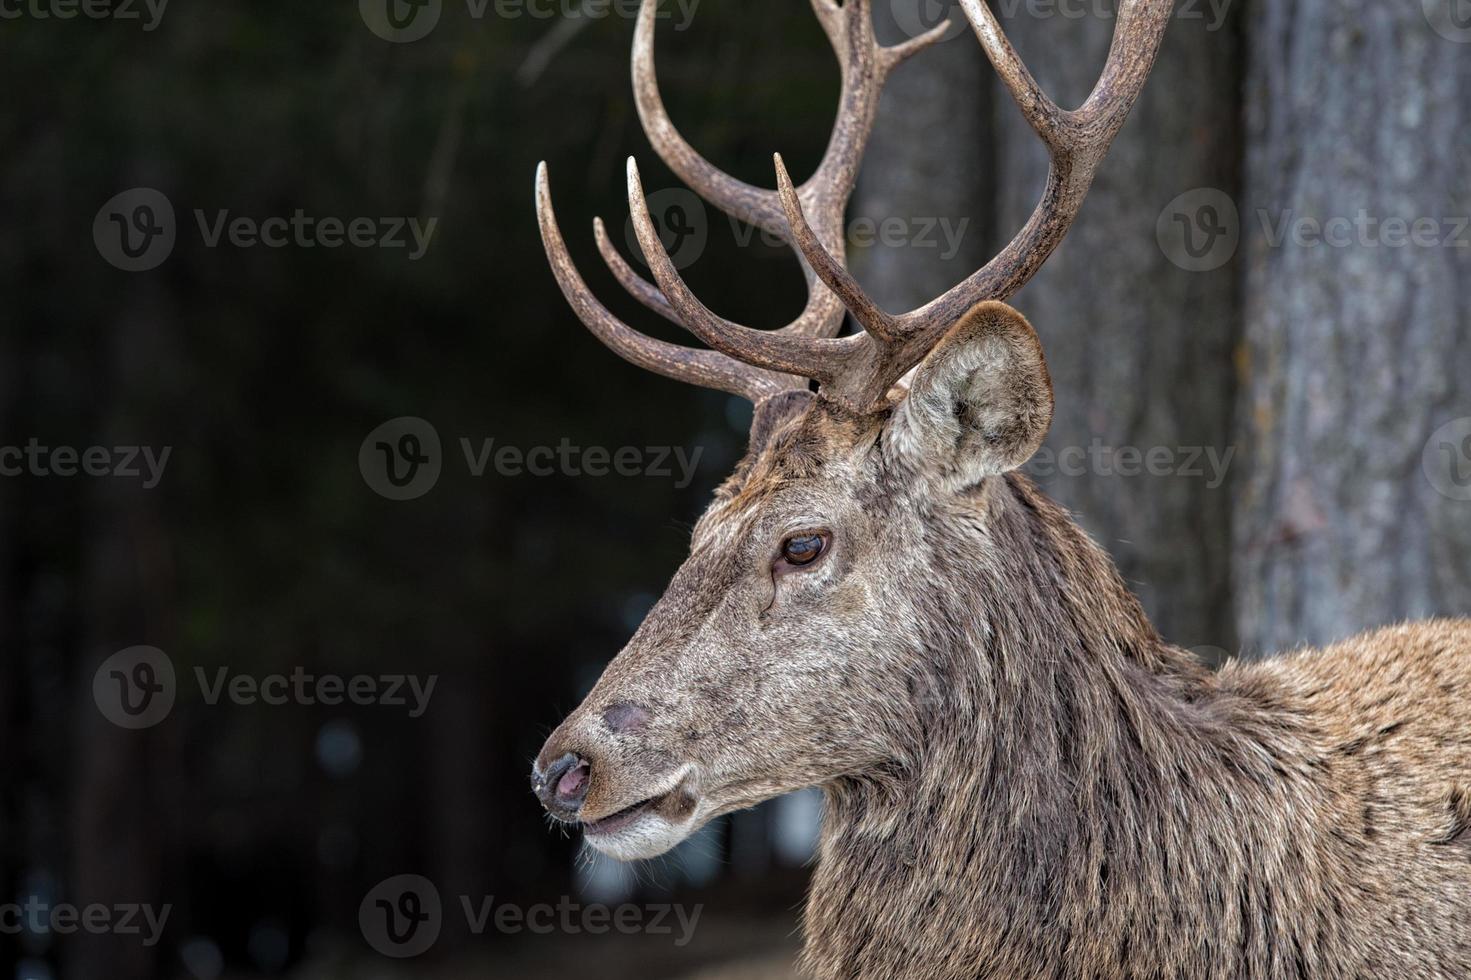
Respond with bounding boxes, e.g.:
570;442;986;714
779;532;828;567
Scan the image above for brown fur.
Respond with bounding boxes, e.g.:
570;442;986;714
535;305;1471;978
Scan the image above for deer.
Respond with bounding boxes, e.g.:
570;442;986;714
528;0;1471;976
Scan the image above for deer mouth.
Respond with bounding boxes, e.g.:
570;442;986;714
583;795;663;837
580;768;701;853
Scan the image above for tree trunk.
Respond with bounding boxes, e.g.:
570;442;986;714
0;312;16;971
68;282;181;980
1235;1;1471;655
995;4;1244;655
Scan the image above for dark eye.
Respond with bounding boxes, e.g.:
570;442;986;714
780;533;828;567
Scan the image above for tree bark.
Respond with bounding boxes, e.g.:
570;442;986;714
849;7;992;311
1235;1;1471;655
995;4;1243;655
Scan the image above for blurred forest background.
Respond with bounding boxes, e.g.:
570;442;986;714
0;0;1467;977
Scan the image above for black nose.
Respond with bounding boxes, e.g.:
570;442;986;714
532;752;590;817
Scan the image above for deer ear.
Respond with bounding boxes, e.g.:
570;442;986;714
886;301;1053;489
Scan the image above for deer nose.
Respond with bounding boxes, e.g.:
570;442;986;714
532;752;590;817
602;700;651;734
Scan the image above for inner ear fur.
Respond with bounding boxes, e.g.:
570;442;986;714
889;301;1054;487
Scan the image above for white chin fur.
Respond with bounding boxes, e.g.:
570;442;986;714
584;810;695;861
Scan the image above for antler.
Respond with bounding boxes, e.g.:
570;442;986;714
775;0;1177;408
536;0;947;403
537;0;1175;413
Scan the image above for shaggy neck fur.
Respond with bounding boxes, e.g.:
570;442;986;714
800;474;1373;979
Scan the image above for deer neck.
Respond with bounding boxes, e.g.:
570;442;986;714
800;475;1306;977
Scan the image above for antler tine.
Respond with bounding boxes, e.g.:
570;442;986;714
804;0;950;216
961;0;1066;149
631;0;946;341
1075;0;1174;134
595;202;854;343
632;0;786;238
625;157;860;384
592;215;681;326
774;152;901;344
896;0;1174;322
543;0;1172;414
536;163;789;401
759;0;1174;411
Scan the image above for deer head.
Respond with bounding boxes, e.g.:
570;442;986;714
531;0;1173;861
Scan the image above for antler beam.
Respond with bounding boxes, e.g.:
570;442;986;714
537;0;1176;413
779;0;1177;409
535;0;945;405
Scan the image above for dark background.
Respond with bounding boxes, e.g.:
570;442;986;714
1;0;1468;977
